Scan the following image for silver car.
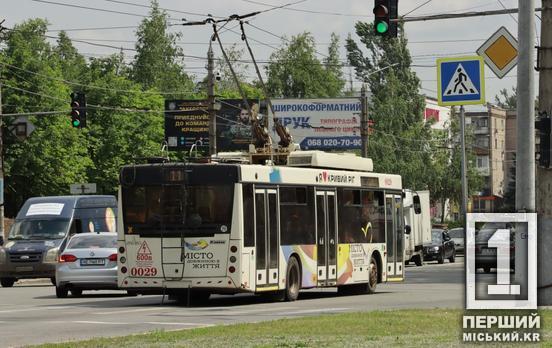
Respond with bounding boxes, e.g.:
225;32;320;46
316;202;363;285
448;227;465;254
55;232;118;298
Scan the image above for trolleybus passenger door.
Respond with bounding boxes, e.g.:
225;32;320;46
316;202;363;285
160;184;185;280
254;189;279;287
316;190;338;286
385;194;404;279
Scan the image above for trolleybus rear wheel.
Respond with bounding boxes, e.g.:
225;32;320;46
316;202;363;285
285;256;301;301
366;256;378;294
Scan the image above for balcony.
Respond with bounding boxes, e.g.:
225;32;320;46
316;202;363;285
476;166;490;176
474;126;489;135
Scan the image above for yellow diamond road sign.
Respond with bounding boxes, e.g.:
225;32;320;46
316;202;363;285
477;26;518;79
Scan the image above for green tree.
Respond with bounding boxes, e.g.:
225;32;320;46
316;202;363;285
82;54;165;194
266;32;345;98
132;0;193;96
430;110;483;222
346;23;431;189
54;31;87;82
1;19;91;215
494;87;517;109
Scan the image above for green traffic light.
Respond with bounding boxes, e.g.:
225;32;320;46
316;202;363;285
376;21;389;34
72;119;80;127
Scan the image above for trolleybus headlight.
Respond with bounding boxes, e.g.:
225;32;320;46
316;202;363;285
229;256;236;263
228;266;236;273
120;256;126;264
230;245;237;253
121;266;128;274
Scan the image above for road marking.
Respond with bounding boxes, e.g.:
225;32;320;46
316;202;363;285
0;306;77;314
74;321;130;325
145;322;211;326
285;307;350;315
161;306;297;317
94;307;164;315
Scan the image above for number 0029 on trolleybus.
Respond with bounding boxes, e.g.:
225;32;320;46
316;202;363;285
117;151;405;302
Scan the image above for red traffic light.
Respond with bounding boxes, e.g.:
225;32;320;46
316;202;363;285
373;5;388;16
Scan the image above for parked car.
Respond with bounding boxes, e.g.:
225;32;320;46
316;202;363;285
423;229;456;264
475;222;515;273
448;227;464;254
55;232;120;298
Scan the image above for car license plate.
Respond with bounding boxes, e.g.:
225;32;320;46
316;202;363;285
482;248;496;255
15;266;33;272
80;258;105;266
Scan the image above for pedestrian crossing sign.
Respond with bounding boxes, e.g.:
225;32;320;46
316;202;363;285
437;56;485;106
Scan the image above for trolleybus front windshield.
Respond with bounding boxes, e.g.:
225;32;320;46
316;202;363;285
122;184;233;236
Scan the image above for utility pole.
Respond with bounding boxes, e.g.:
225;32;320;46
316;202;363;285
516;0;536;302
360;85;369;158
0;79;4;241
207;42;216;156
459;105;468;220
537;0;552;305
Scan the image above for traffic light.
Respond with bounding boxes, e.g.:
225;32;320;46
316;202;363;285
536;116;551;168
373;0;398;37
70;92;86;128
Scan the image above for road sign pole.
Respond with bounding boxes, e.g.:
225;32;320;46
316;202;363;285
460;105;469;220
516;0;536;303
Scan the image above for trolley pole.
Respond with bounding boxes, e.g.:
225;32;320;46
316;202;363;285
207;43;216;156
360;85;369;158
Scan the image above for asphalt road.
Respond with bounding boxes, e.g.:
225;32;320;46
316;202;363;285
0;258;464;347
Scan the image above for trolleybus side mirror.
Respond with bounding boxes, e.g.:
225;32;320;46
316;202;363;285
405;225;411;235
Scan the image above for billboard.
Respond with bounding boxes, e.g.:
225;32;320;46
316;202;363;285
216;99;261;152
164;100;210;150
164;99;262;151
269;98;362;150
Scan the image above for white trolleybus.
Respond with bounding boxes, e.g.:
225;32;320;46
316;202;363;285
117;151;405;302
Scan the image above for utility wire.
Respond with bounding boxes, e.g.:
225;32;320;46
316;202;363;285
402;0;433;17
1;62;196;95
242;0;371;17
46;25;139;32
101;0;223;19
2;83;167;114
30;0;181;20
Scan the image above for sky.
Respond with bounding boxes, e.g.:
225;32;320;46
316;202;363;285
1;0;543;110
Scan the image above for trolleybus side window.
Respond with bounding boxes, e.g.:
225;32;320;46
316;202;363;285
243;184;255;247
338;189;385;244
280;186;315;245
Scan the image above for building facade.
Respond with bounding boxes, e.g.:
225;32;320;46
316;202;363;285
465;105;507;213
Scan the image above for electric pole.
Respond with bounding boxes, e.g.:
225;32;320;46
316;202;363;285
0;79;4;241
459;105;468;220
516;0;536;302
207;42;216;156
360;84;369;158
537;0;552;305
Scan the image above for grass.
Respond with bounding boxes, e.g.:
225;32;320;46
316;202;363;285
36;309;552;348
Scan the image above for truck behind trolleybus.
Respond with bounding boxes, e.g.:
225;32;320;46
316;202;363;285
117;151;405;302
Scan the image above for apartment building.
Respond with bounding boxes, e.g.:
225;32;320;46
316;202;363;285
465;105;507;213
